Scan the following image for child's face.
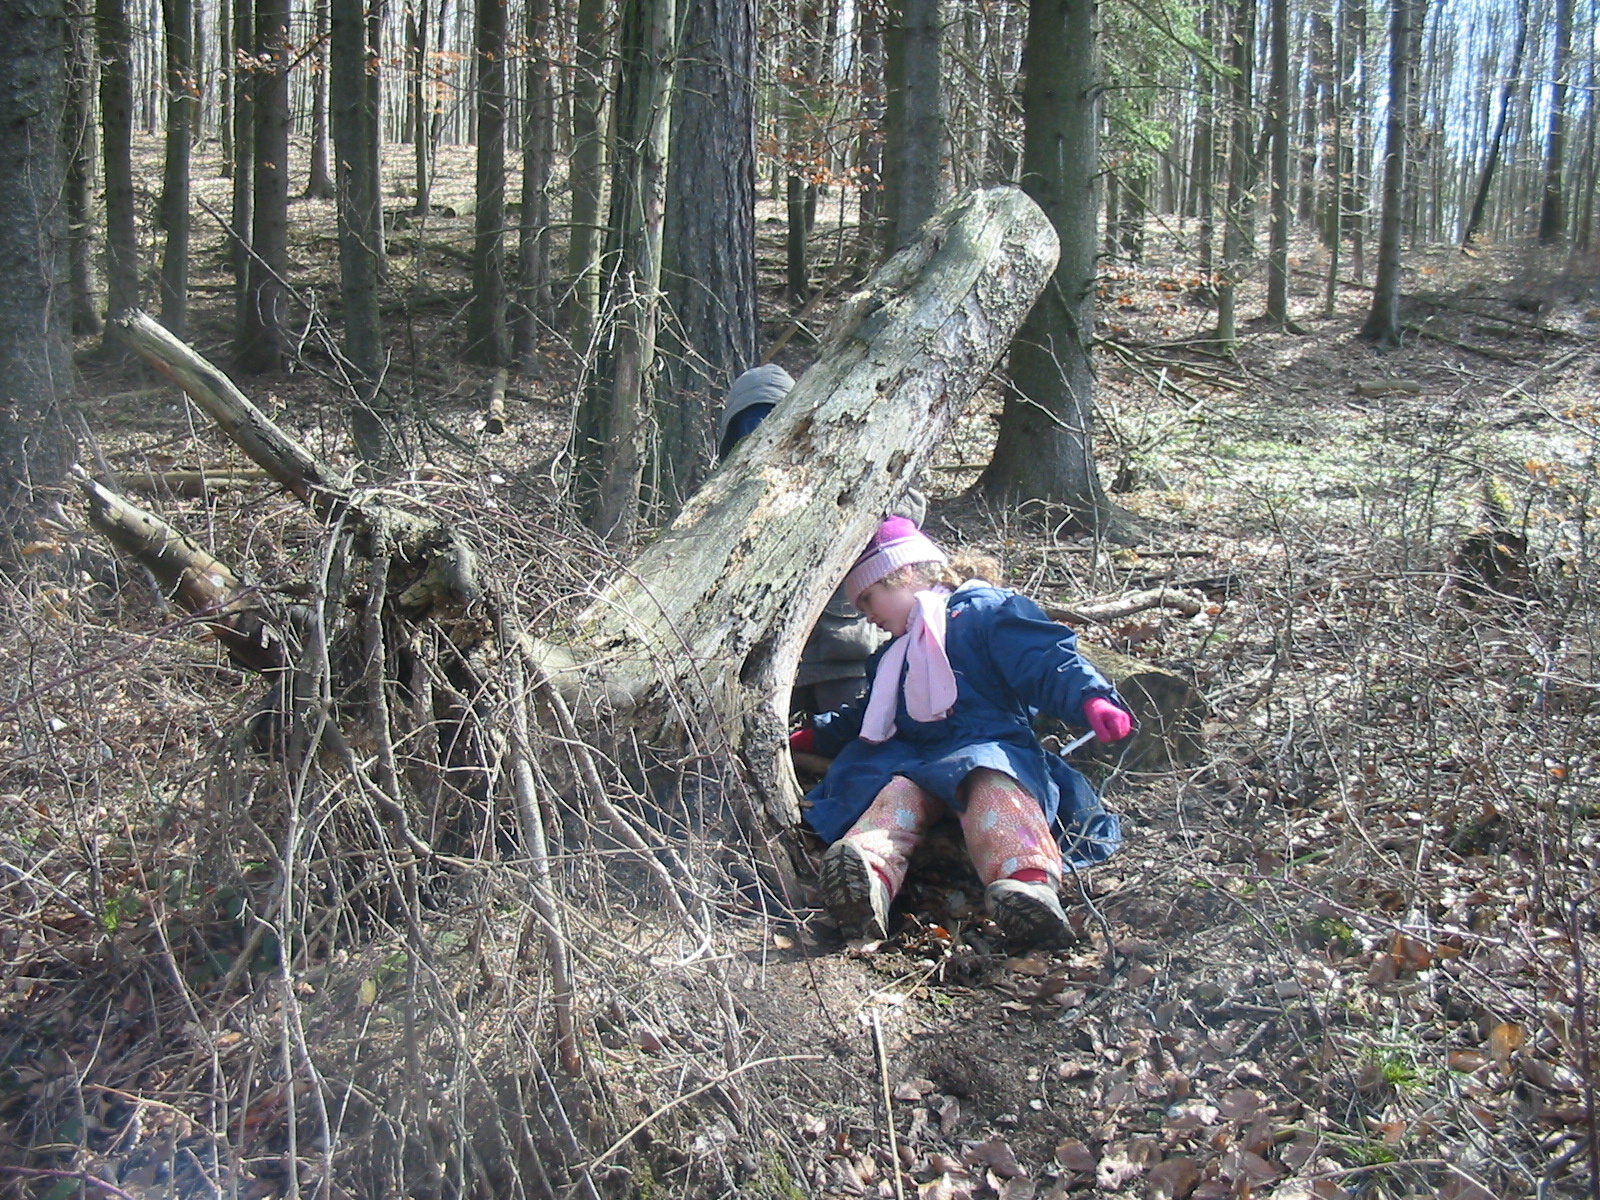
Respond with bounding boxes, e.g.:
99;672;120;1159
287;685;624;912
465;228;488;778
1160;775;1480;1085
856;581;918;637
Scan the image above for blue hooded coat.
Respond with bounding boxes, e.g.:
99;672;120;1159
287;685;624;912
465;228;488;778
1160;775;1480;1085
803;583;1125;869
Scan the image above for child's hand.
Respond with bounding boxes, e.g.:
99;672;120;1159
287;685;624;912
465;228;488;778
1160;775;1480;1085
1083;697;1132;743
789;727;817;753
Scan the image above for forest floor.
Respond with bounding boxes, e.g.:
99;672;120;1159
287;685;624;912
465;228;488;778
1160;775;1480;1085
2;137;1600;1199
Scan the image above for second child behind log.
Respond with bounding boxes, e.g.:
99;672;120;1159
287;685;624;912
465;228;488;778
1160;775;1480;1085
789;517;1130;946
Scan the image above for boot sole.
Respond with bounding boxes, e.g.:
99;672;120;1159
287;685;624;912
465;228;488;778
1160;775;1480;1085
988;884;1069;947
820;843;888;939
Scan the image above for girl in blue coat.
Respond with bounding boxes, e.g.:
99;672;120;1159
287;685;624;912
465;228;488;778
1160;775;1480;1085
790;517;1130;945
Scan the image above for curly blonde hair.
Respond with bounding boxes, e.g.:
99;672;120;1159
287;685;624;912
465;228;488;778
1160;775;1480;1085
881;550;1003;593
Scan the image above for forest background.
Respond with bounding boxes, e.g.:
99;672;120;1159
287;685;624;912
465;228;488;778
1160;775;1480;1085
1;0;1600;1195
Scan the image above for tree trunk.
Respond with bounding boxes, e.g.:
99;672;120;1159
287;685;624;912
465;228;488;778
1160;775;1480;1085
854;0;885;264
98;0;140;339
584;0;677;542
513;0;556;362
1461;0;1525;245
1264;0;1291;325
407;0;431;214
1359;0;1409;349
1213;0;1255;350
1192;0;1216;296
880;0;946;251
1538;0;1573;244
465;0;509;364
331;0;393;466
658;0;758;506
974;0;1122;538
229;0;253;311
159;0;195;337
237;0;290;373
304;0;335;199
565;0;609;349
64;0;101;336
0;0;73;543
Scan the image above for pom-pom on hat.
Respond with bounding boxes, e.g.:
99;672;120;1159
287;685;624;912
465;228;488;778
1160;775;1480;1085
844;516;948;610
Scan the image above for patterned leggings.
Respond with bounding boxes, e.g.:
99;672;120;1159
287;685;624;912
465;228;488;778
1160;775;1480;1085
839;768;1062;898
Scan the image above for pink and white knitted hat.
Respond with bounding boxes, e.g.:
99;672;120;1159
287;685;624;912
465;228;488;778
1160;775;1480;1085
844;516;948;609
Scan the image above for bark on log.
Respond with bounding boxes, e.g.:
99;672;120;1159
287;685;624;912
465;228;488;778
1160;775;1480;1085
571;186;1060;828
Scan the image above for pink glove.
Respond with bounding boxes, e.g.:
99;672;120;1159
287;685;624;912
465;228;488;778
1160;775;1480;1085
1083;697;1132;743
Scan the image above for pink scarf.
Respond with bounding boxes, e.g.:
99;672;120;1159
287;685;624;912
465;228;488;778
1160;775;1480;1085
860;589;958;743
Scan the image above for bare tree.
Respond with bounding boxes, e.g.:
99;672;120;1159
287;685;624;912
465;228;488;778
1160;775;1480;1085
331;0;392;465
1264;0;1294;326
1538;0;1574;243
304;0;335;199
98;0;139;342
158;0;195;336
465;0;509;364
236;0;290;372
1360;0;1411;349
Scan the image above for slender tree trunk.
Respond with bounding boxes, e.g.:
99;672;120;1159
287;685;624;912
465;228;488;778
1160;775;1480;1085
880;0;946;250
98;0;140;340
0;0;73;542
159;0;195;337
1322;0;1347;315
304;0;335;198
1576;48;1598;252
64;0;101;336
331;0;393;465
854;0;886;269
218;0;232;171
1193;0;1216;295
1538;0;1574;243
465;0;509;363
565;0;609;348
408;0;430;213
237;0;290;373
658;0;758;504
1359;0;1410;348
1213;0;1255;349
1265;0;1292;325
513;0;556;363
1349;0;1367;277
975;0;1122;537
230;0;254;334
1462;0;1525;245
580;0;677;541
